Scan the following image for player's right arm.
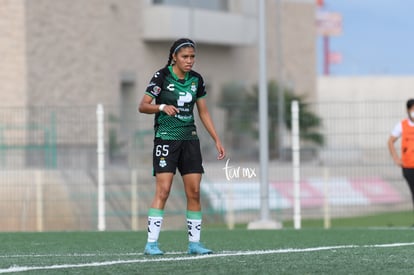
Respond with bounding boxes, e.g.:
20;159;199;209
388;122;403;167
138;94;179;116
388;135;402;166
138;69;179;115
139;70;164;114
138;94;159;114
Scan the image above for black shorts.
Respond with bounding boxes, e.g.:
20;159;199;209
402;168;414;192
153;138;204;175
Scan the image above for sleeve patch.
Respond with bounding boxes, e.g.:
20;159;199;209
152;85;161;95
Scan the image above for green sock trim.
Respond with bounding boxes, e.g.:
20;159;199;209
186;210;202;220
148;208;164;217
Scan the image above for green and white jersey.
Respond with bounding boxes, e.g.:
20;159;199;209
145;66;207;140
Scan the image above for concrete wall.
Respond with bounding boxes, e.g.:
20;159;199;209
273;0;316;97
317;76;414;102
0;0;27;108
24;0;142;107
1;0;316;108
227;0;317;98
316;76;414;164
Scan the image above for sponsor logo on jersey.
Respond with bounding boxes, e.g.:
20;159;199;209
147;82;156;88
167;84;175;91
177;91;192;106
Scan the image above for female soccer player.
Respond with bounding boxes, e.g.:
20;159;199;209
138;38;225;255
388;98;414;224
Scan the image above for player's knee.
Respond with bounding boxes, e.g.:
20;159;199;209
156;189;170;201
187;190;200;201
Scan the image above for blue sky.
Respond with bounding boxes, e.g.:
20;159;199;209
317;0;414;76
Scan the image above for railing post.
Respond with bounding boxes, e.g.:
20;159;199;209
292;100;301;229
131;169;138;231
36;170;44;232
96;104;106;231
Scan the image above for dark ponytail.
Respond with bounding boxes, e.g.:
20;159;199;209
165;38;196;67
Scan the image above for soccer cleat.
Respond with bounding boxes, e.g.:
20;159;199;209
187;242;213;255
144;242;164;255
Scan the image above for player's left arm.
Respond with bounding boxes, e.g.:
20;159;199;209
196;98;225;160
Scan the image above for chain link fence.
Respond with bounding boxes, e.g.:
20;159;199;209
0;101;411;231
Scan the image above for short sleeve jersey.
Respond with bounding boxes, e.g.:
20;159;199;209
145;66;207;140
391;118;414;138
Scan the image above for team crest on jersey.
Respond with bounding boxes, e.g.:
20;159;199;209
191;82;197;92
152;86;161;95
159;157;167;168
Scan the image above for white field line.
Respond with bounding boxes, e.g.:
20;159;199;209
1;242;414;274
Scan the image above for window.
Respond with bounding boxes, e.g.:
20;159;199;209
153;0;228;12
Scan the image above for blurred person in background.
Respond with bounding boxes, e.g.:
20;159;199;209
138;38;225;255
388;98;414;223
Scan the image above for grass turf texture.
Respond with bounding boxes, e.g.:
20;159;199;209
283;210;414;228
1;211;414;274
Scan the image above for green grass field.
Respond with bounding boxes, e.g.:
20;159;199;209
1;211;414;274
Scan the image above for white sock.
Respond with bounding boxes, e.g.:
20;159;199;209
147;217;162;243
147;216;163;243
147;208;164;243
187;218;202;243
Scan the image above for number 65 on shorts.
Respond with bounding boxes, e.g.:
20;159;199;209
152;138;204;175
